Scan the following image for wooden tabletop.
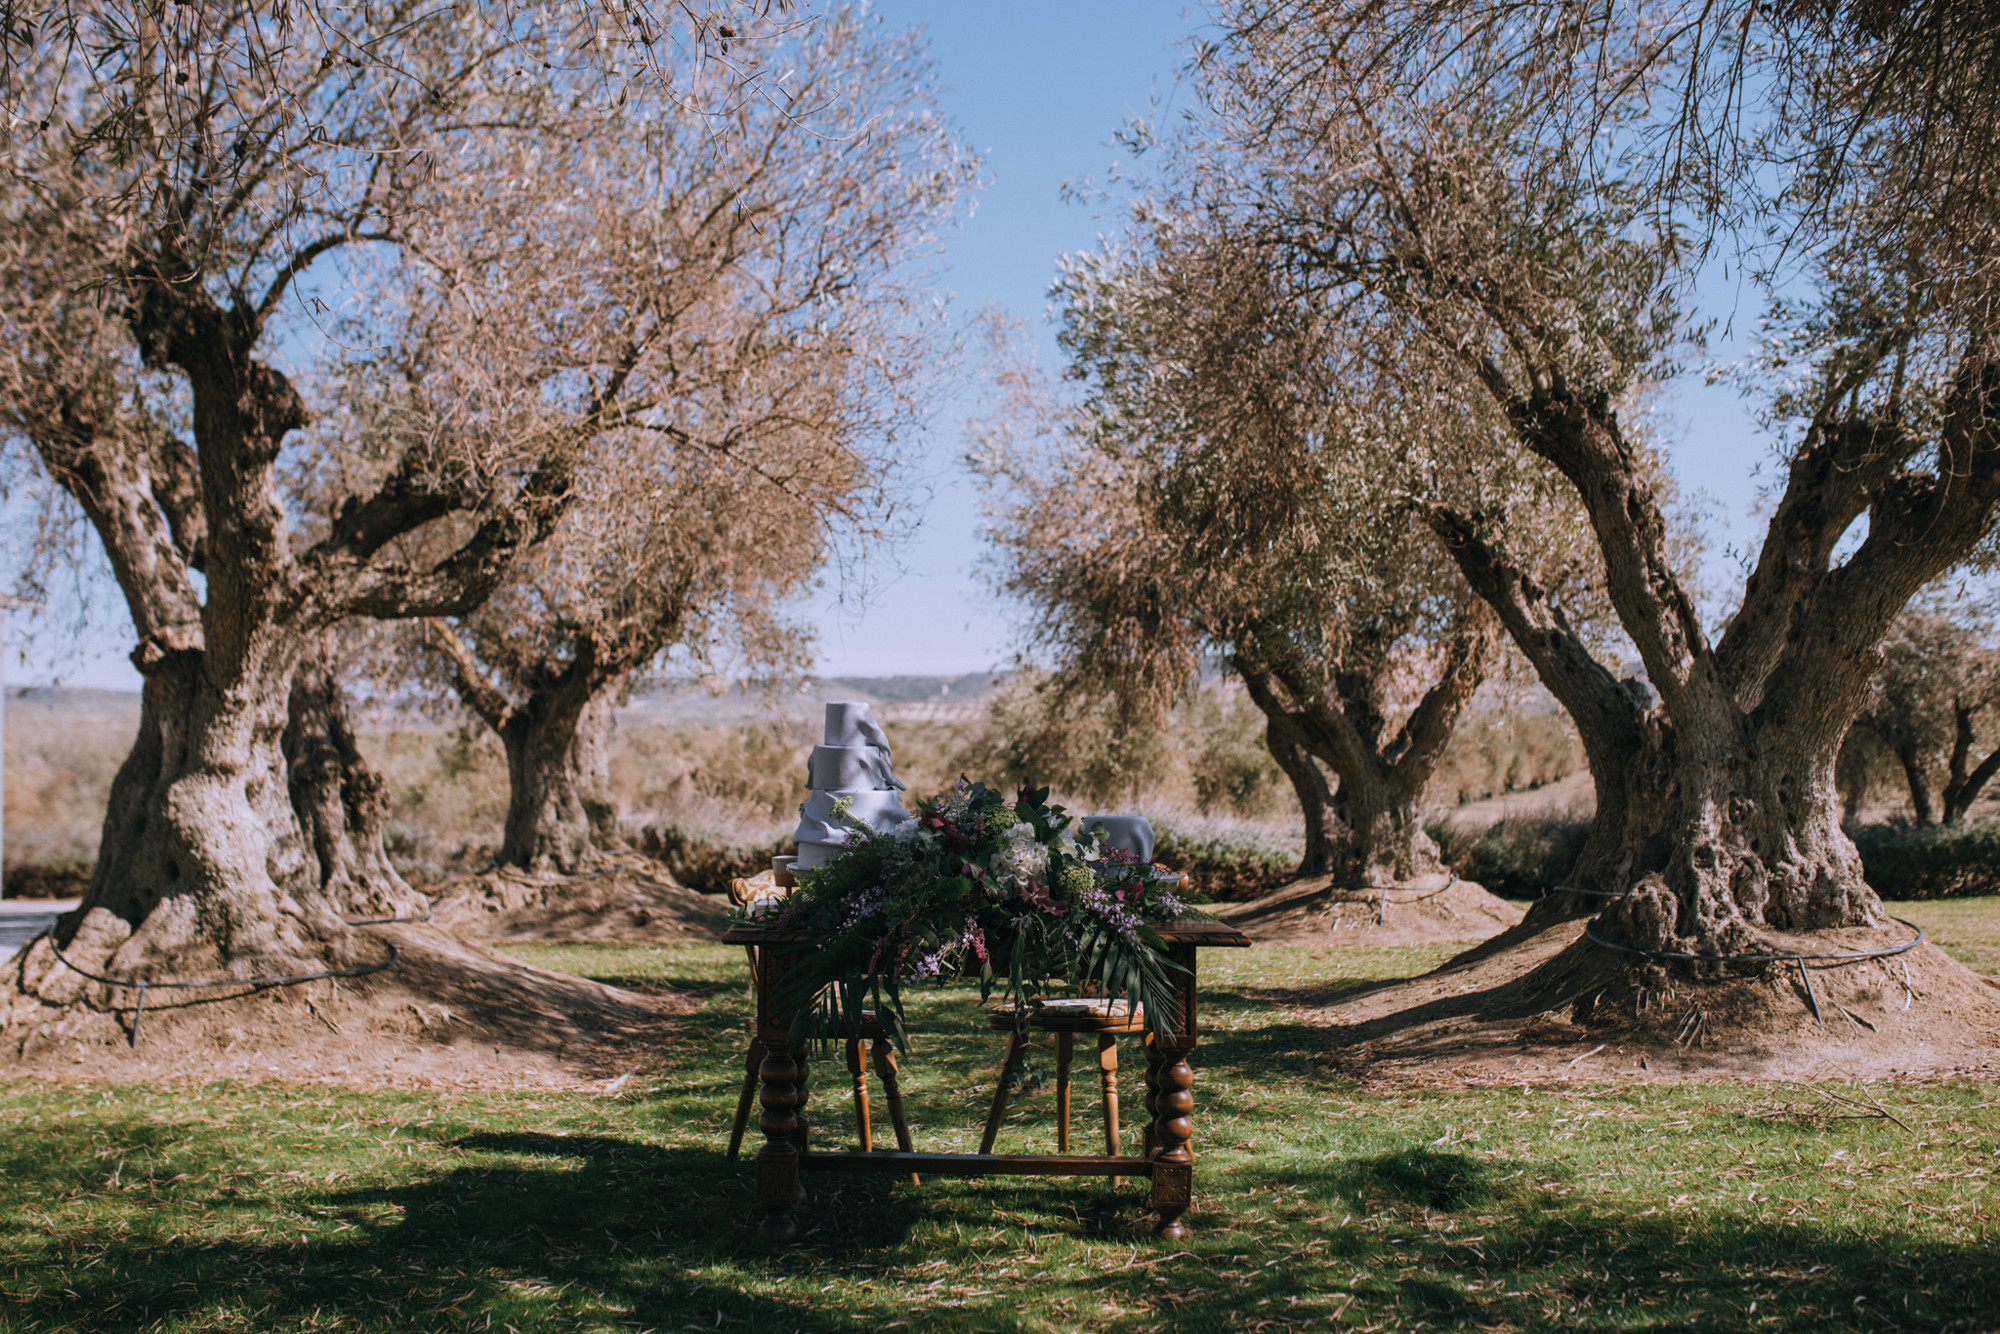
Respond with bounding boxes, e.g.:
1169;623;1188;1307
720;917;1252;948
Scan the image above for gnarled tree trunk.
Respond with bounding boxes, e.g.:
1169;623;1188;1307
429;623;627;875
5;260;573;1009
1425;510;1674;920
1235;602;1496;885
1941;700;2000;825
1487;368;2000;955
495;683;622;874
284;639;429;923
1262;709;1336;877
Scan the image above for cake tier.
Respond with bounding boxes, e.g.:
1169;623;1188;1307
806;743;903;791
793;788;914;845
823;701;895;751
1079;814;1155;864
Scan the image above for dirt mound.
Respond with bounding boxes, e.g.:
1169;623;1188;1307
1214;872;1522;945
1;917;691;1090
1291;915;2000;1087
429;852;731;943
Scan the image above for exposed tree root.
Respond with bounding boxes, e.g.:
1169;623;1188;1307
0;917;689;1089
428;851;729;943
1289;917;2000;1087
1215;872;1521;945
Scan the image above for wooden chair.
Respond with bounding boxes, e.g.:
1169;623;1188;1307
980;999;1145;1182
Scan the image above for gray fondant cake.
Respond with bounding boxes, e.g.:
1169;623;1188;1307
793;702;914;869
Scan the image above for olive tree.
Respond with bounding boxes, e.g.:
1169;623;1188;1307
979;222;1609;883
376;15;967;876
0;3;963;1005
1179;3;2000;955
1841;602;2000;828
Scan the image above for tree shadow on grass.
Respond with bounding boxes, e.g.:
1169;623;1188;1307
5;1124;1999;1332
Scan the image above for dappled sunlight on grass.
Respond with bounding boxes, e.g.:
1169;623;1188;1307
0;940;1994;1332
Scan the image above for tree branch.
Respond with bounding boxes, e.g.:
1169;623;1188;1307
422;617;515;733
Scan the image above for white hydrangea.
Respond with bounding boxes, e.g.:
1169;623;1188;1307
990;821;1048;886
1059;818;1101;862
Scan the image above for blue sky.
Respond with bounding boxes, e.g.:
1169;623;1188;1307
13;0;1770;688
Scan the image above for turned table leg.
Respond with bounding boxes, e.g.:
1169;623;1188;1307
1142;1033;1163;1159
792;1044;812;1158
1147;1041;1196;1239
752;946;806;1243
754;1034;804;1243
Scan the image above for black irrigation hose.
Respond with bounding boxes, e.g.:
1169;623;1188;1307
1580;916;1927;1029
1319;877;1463;905
44;914;414;1048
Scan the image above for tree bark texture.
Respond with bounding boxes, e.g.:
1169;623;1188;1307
1425;510;1673;912
1233;602;1496;884
11;269;574;984
1454;360;2000;953
429;623;627;875
284;641;429;922
1261;709;1336;877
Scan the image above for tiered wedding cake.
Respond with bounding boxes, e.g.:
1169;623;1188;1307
792;702;916;869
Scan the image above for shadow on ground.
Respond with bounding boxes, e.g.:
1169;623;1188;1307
3;1118;1996;1332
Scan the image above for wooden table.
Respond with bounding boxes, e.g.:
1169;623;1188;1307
720;919;1252;1243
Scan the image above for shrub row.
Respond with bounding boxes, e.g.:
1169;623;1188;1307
1848;822;2000;900
634;822;792;896
1151;823;1301;900
1430;816;1592;902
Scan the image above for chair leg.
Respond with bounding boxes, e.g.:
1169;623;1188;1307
726;1039;759;1161
1055;1031;1075;1153
980;1031;1028;1154
870;1037;919;1184
846;1036;873;1153
1099;1032;1123;1187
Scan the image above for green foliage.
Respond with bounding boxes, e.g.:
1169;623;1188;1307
0;854;90;899
1851;822;2000;900
632;823;787;895
1150;822;1300;899
1431;815;1593;900
771;782;1197;1047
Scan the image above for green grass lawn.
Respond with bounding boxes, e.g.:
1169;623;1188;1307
1;926;1996;1333
1896;896;2000;975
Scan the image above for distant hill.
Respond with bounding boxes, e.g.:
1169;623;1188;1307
5;687;143;724
618;672;1008;725
6;676;1015;730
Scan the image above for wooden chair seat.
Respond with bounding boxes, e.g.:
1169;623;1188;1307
981;1001;1147;1181
986;999;1146;1034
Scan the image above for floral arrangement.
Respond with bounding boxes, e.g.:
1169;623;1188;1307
763;780;1203;1047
